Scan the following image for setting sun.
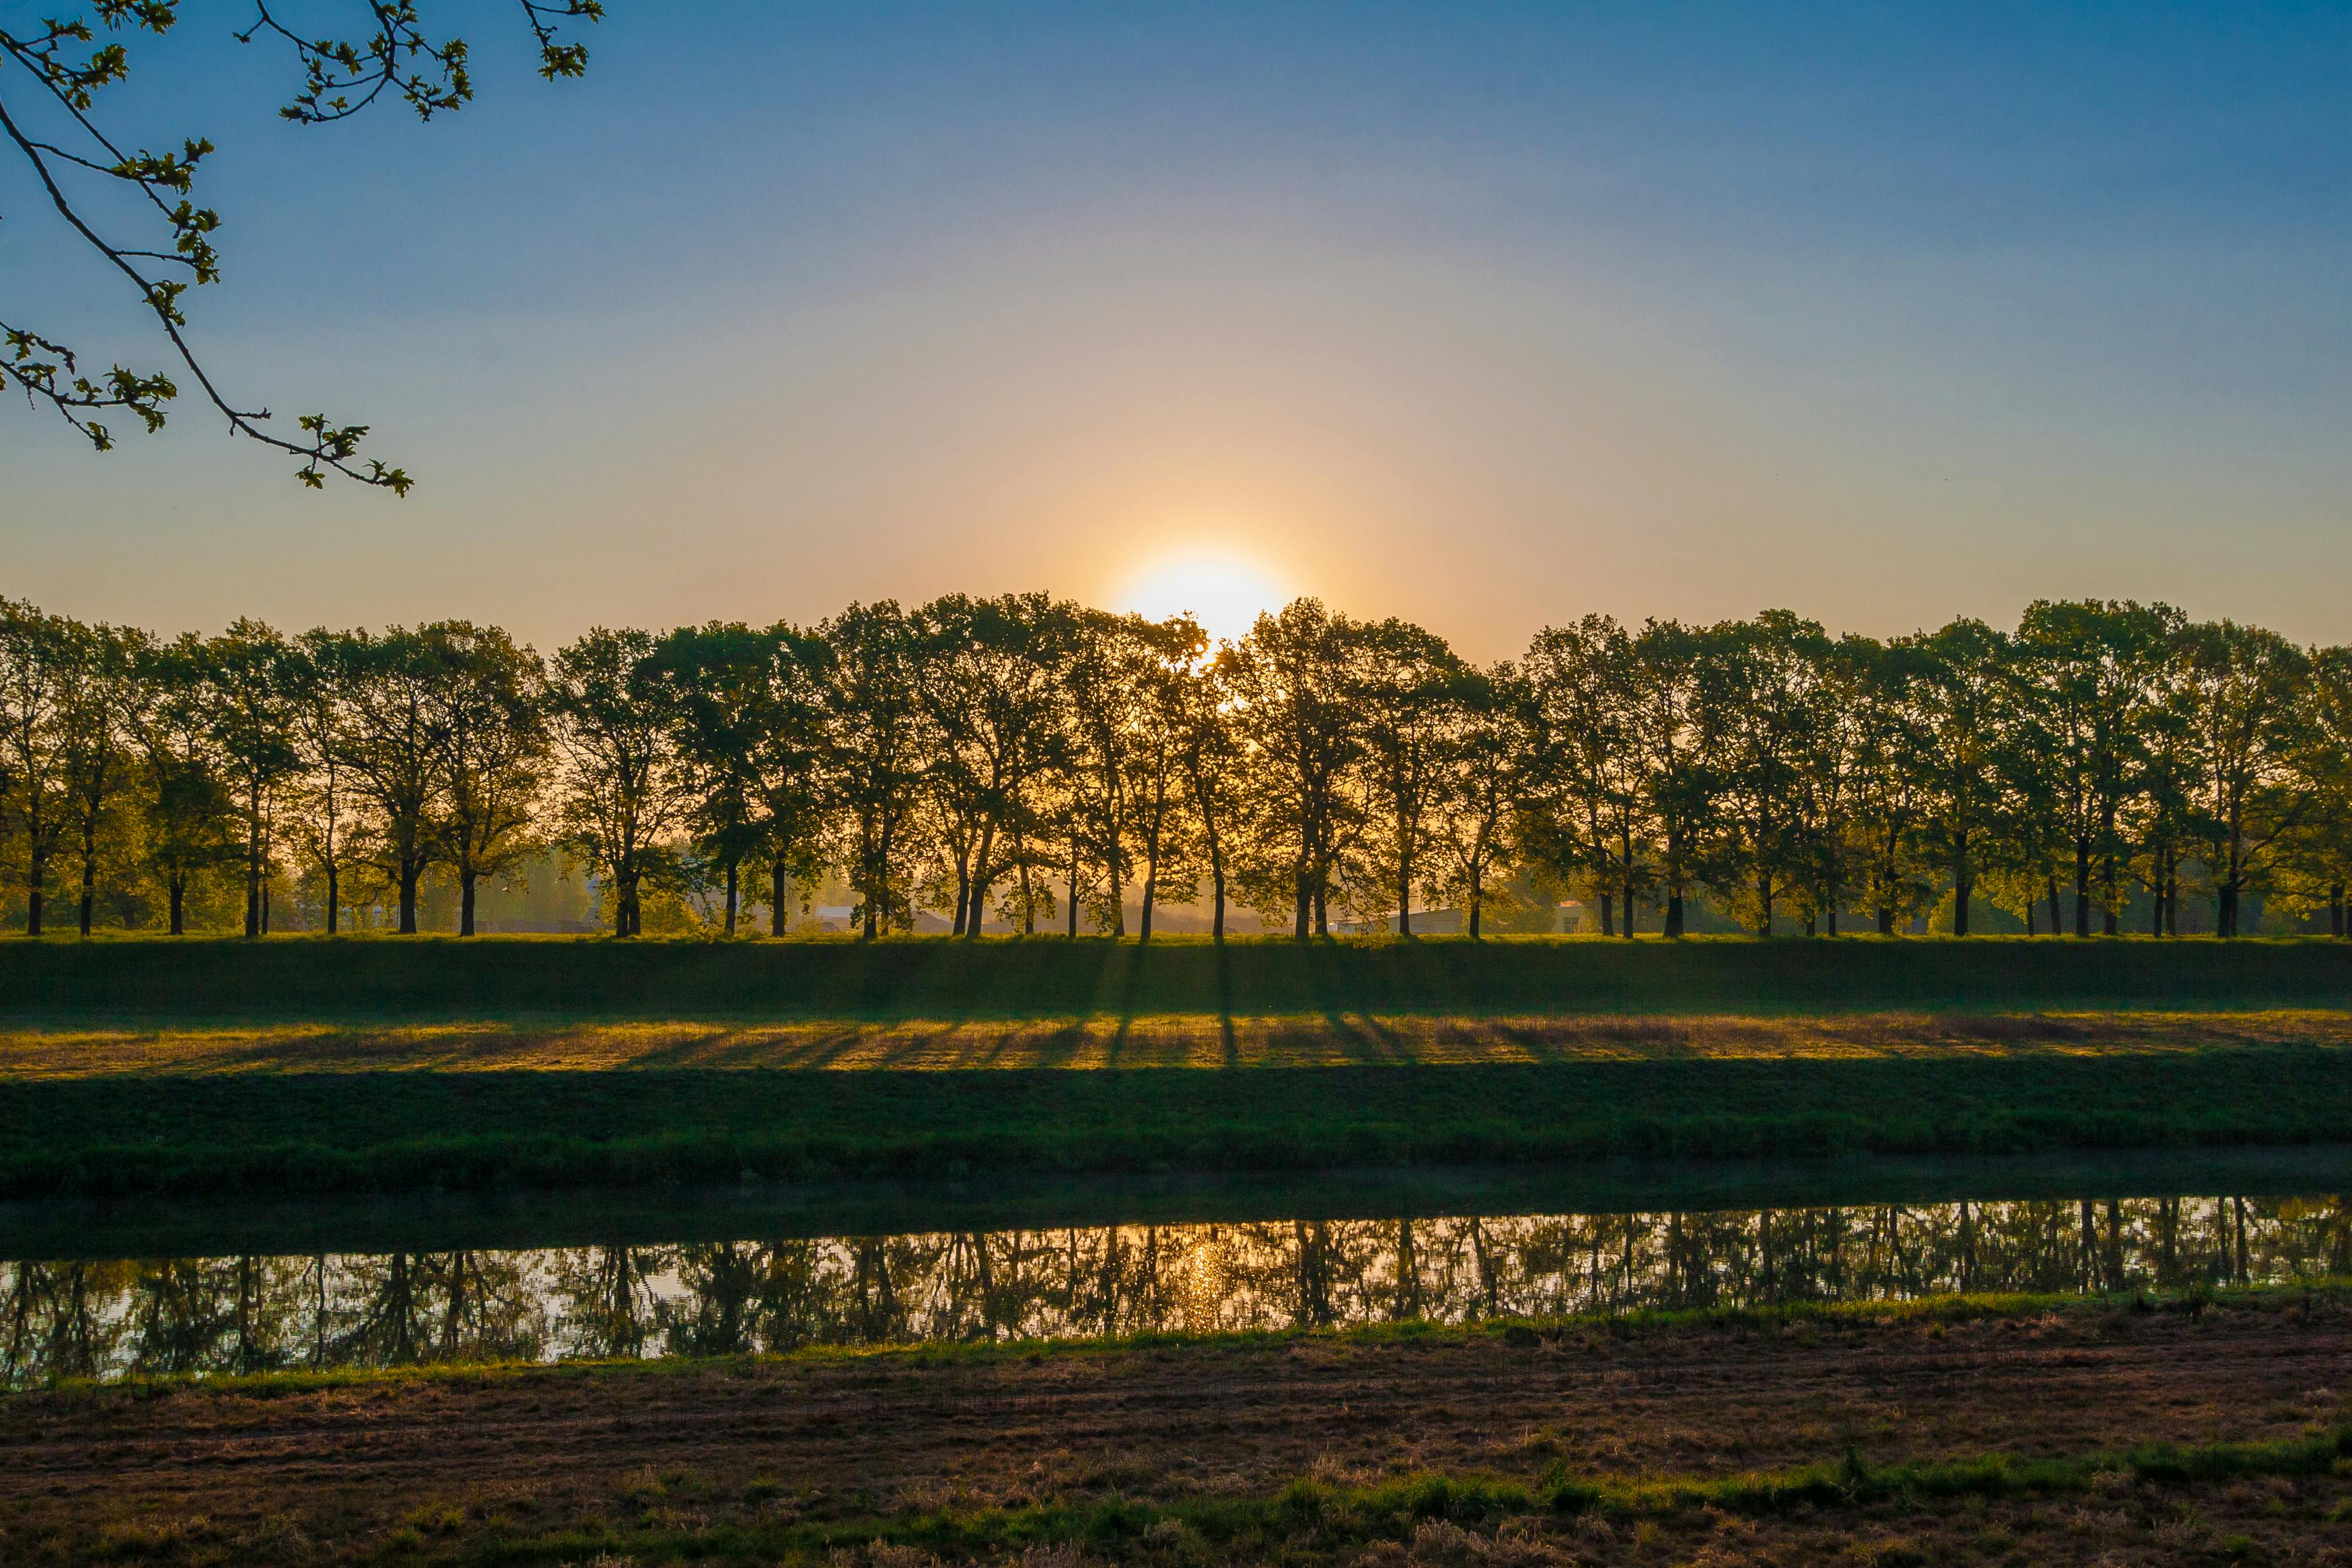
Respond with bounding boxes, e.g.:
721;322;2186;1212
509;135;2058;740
1115;549;1289;649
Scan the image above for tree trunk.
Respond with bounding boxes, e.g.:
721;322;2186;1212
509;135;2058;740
78;828;97;936
1397;848;1413;938
1876;905;1893;935
1211;862;1226;943
772;860;789;937
1597;892;1613;938
326;863;340;936
1293;867;1311;941
2101;851;2119;936
2218;880;2239;939
459;869;477;937
399;866;420;935
1826;905;1839;937
168;875;185;935
1953;874;1972;938
1620;880;1636;938
2332;884;2345;938
1467;865;1482;939
1068;844;1080;939
724;859;739;936
2073;840;2091;937
1755;871;1772;939
1664;889;1684;939
1313;884;1328;938
2047;877;2061;938
951;857;970;936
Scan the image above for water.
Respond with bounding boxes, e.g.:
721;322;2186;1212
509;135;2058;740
5;1173;2346;1385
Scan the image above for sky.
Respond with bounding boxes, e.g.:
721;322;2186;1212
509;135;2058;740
3;2;2347;660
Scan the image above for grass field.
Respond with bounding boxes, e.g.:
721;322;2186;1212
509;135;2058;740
5;1286;2347;1565
5;938;2351;1200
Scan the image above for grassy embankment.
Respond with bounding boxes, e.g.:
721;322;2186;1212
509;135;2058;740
6;1285;2349;1564
1;936;2349;1199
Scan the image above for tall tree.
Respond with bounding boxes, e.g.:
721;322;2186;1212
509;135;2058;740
2015;600;2176;936
748;624;835;938
2181;619;2309;937
1356;617;1463;936
1428;663;1526;938
134;637;232;934
428;622;548;938
911;594;1075;937
1909;618;2016;938
1178;647;1249;942
339;627;445;934
1520;615;1643;936
191;619;300;936
283;630;362;933
551;628;680;938
658;622;783;936
1701;611;1828;937
2284;647;2352;936
54;619;151;935
1225;599;1370;939
1625;619;1714;938
819;603;927;939
0;599;72;934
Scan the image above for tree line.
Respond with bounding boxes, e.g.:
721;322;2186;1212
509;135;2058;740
3;592;2348;940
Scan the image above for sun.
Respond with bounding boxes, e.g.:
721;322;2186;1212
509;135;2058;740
1115;549;1288;650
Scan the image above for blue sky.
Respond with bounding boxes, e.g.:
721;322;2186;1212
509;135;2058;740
4;2;2347;656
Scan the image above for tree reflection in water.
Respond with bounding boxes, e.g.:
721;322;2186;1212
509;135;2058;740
4;1194;2345;1386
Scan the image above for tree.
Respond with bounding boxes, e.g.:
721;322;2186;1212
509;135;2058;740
1427;663;1526;938
910;594;1075;937
657;622;781;936
428;622;547;937
1701;612;1828;937
1625;619;1714;938
1225;599;1370;939
1123;614;1206;942
0;600;74;934
2;2;601;489
283;630;363;933
189;619;301;936
1840;636;1936;936
54;617;151;935
2014;600;2177;936
1909;619;2017;938
551;628;680;938
1178;647;1248;942
2180;620;2309;937
339;627;445;933
819;603;928;939
1520;615;1643;936
134;636;232;934
1355;617;1463;936
746;625;834;938
2284;647;2352;936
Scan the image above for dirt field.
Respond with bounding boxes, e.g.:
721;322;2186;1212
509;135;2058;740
4;1008;2350;1077
3;1294;2347;1564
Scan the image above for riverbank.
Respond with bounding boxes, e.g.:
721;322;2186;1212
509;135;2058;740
2;1037;2349;1198
6;1286;2345;1565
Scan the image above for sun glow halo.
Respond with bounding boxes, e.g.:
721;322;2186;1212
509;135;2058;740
1115;550;1288;650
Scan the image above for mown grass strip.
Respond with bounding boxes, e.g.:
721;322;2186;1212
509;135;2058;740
7;932;2352;1020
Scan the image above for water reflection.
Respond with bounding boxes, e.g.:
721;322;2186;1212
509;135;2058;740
5;1194;2345;1385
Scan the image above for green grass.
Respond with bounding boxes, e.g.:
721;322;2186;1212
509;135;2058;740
5;1046;2350;1198
4;931;2351;1017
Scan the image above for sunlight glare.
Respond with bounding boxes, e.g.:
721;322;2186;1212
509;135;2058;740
1116;549;1288;649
